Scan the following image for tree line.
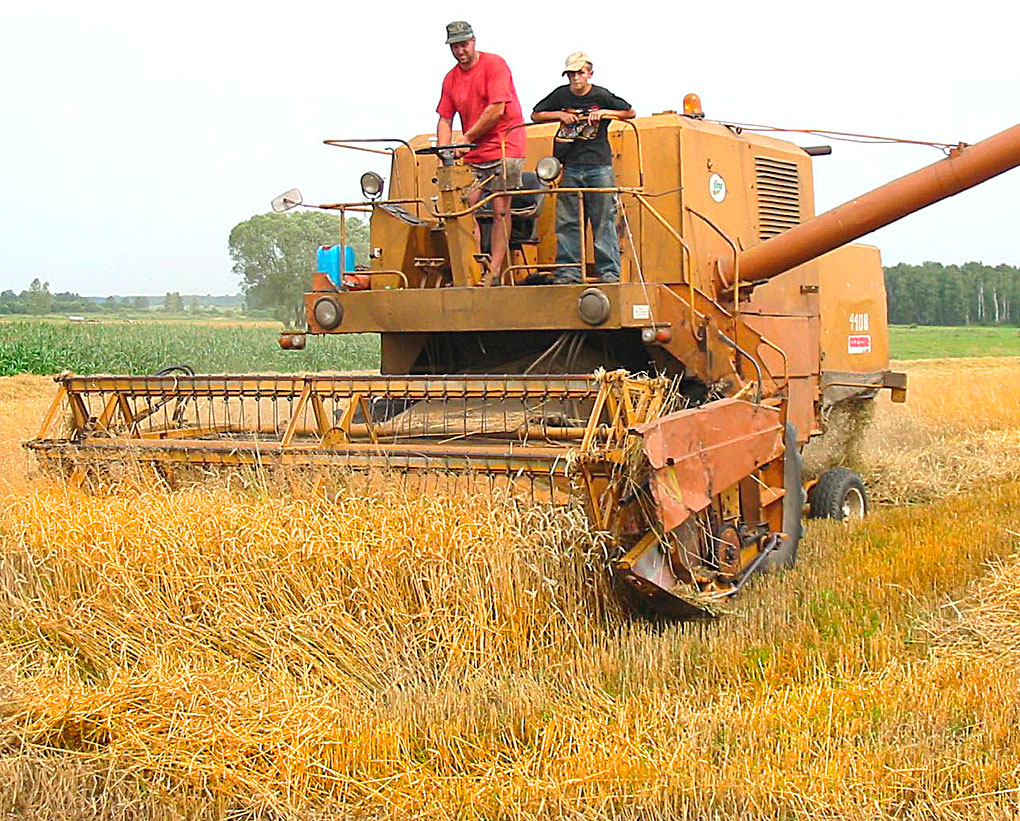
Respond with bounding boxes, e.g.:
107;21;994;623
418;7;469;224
885;261;1020;326
0;280;236;316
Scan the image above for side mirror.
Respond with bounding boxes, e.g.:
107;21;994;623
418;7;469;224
271;188;303;213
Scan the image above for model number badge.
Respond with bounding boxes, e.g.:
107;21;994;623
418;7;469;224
632;304;651;320
849;312;870;332
709;173;726;202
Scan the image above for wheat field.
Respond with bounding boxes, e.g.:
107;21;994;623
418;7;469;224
2;360;1020;819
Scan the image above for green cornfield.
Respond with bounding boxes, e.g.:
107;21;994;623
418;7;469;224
0;319;380;376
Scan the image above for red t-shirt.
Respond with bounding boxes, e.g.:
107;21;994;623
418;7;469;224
436;52;527;162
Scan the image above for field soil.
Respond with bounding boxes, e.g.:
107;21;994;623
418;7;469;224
2;360;1020;819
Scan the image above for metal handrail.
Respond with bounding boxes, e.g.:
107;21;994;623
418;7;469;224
756;335;790;395
686;206;742;344
499;117;645;187
632;193;699;336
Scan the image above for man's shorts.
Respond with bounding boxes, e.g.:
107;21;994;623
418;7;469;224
467;157;524;192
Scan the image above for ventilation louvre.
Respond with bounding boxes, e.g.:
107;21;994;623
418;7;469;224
755;157;801;240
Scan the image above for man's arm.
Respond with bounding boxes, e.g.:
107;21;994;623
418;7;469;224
587;107;636;124
463;102;506;143
437;116;454;146
531;88;576;124
532;109;579;125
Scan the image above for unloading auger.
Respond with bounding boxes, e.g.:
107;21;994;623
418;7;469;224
27;101;1020;617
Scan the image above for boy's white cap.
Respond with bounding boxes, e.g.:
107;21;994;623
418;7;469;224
562;51;591;74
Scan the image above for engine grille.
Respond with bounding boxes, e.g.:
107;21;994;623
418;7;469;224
755;157;801;240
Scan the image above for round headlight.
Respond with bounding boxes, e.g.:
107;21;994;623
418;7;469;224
360;171;384;199
313;296;343;330
536;156;562;183
578;287;611;326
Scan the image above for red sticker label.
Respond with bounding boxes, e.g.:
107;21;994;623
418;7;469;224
848;334;872;354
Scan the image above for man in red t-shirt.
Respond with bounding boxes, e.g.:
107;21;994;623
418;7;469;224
437;21;526;285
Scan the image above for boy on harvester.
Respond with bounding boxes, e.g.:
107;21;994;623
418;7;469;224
532;51;635;284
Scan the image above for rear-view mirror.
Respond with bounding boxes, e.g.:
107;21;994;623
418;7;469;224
271;188;303;213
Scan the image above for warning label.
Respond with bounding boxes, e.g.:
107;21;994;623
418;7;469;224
848;334;872;354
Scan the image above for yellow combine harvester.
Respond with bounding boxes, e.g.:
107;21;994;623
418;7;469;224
27;100;1020;616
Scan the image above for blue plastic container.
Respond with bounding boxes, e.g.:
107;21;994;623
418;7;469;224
316;245;356;288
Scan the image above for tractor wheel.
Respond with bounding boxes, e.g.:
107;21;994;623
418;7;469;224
809;467;868;521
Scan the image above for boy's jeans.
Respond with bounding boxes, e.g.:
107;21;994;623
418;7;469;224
554;164;621;283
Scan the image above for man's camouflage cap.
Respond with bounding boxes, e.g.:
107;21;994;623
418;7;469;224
445;21;474;44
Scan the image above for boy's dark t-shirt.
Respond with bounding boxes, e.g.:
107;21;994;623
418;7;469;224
532;84;631;165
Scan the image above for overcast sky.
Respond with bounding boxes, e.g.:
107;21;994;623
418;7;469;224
2;0;1017;297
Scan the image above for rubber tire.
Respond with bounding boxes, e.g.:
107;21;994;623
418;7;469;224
766;422;804;570
809;467;868;521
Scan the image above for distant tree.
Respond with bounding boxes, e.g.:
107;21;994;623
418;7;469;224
0;289;27;314
104;295;121;312
132;296;150;311
163;292;184;312
51;291;91;313
229;212;368;328
187;295;200;313
27;278;52;314
942;270;966;325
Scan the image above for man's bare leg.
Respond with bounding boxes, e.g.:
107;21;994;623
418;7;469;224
489;194;510;285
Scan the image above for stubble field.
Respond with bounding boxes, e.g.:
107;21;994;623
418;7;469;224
1;355;1020;819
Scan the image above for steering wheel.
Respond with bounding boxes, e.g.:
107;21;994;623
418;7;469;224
415;143;477;166
415;143;477;155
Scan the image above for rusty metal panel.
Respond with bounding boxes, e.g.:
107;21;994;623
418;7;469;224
786;377;818;441
637;398;784;532
741;314;818;379
618;287;663;328
306;283;668;334
741;258;819;318
817;244;891;376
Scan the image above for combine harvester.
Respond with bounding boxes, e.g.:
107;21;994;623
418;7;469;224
28;98;1020;616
